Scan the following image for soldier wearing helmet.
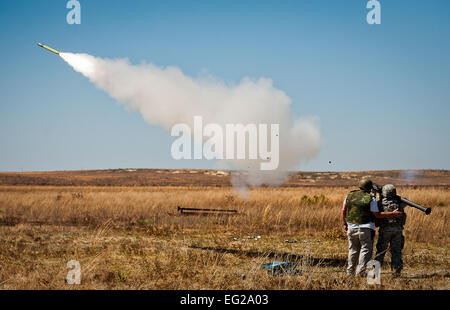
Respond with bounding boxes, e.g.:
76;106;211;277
373;184;406;278
342;178;378;276
342;178;402;276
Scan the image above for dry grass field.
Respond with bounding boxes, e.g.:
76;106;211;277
0;170;448;290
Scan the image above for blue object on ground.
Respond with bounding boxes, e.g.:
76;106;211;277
261;261;300;275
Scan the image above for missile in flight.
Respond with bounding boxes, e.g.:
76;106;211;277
37;43;60;55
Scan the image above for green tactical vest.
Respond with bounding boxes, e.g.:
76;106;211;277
345;189;373;224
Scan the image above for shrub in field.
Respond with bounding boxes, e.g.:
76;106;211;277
300;195;329;205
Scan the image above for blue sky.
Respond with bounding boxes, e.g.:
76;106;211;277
0;0;449;172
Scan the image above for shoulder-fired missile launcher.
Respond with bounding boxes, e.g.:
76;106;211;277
372;183;432;214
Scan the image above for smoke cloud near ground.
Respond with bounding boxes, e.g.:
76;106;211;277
60;52;321;194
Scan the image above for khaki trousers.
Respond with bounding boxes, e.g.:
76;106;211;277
347;227;374;276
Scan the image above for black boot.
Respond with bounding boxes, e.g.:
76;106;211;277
392;268;401;278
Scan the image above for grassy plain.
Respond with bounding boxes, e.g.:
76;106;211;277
0;180;448;290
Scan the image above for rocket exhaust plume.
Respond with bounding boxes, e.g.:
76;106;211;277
57;51;321;195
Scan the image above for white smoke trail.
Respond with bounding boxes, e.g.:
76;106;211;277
60;52;321;192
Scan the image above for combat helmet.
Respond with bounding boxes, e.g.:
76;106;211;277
382;184;397;199
358;178;373;193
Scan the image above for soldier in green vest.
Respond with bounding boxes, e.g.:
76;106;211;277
374;184;406;278
342;178;402;276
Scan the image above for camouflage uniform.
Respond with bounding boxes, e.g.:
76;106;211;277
374;184;406;273
345;189;376;276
